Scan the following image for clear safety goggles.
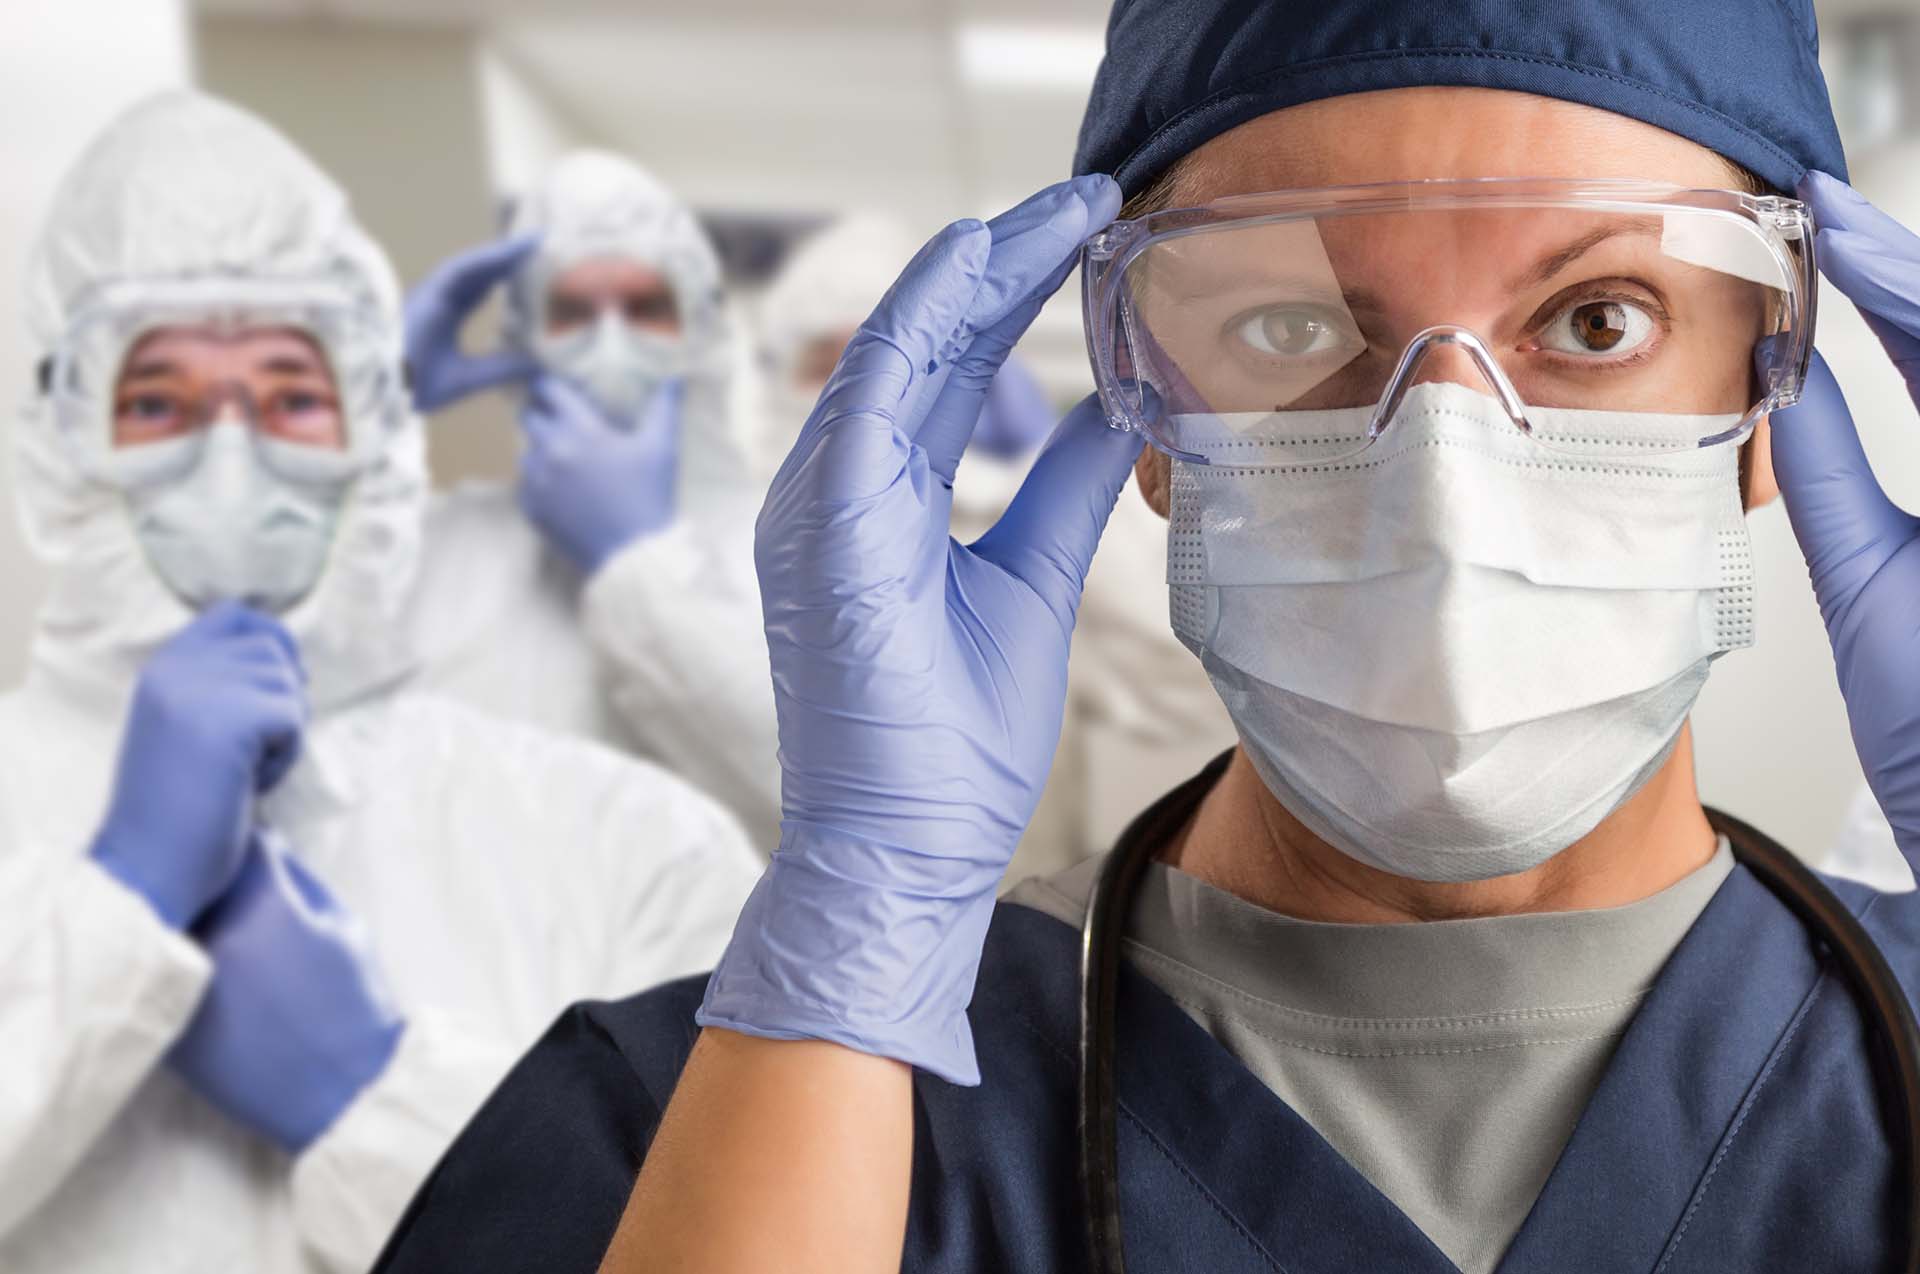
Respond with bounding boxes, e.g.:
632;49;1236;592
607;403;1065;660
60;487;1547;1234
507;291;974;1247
529;242;728;373
1080;179;1816;463
535;308;698;380
45;277;405;490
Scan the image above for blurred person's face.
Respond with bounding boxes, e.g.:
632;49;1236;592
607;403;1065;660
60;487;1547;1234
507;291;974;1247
113;326;345;450
109;324;351;614
793;325;859;394
1130;87;1780;513
546;257;682;337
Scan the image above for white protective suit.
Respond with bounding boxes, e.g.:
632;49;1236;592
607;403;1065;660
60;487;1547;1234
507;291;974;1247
404;151;782;853
755;215;1237;882
1820;139;1920;894
0;92;759;1274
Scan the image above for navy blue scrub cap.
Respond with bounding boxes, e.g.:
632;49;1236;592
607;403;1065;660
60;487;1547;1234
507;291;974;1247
1074;0;1846;197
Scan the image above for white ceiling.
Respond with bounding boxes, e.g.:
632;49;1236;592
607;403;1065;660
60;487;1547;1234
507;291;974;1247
196;0;1112;22
196;0;1111;226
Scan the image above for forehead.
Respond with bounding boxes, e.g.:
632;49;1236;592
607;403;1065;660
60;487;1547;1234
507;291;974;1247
1169;88;1741;202
120;325;328;372
548;255;673;295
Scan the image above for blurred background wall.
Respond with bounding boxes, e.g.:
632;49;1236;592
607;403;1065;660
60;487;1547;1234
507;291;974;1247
3;0;1917;860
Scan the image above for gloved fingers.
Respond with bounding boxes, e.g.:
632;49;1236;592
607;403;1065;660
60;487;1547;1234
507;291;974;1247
238;662;307;706
189;840;274;941
798;219;993;458
1769;350;1915;582
906;180;1120;479
972;356;1056;460
183;599;289;648
219;626;307;673
521;374;604;441
1816;227;1920;345
970;393;1144;623
1802;171;1920;259
1859;310;1920;421
913;288;1054;483
517;391;557;450
187;598;261;638
961;176;1121;347
439;347;541;405
636;377;686;443
241;687;307;792
802;178;1114;443
416;234;540;315
173;604;307;682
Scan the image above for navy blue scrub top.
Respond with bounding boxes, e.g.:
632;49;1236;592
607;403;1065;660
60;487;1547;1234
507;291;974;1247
373;767;1920;1273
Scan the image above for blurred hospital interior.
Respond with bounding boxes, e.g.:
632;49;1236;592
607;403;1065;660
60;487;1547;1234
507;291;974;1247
4;0;1920;863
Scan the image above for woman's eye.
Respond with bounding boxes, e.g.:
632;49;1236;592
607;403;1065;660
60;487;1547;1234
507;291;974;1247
1234;307;1356;358
1540;299;1657;357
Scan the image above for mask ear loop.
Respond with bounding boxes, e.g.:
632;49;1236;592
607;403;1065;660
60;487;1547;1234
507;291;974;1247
1368;325;1533;441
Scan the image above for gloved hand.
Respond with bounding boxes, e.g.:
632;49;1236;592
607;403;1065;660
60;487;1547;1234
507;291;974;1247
170;830;404;1153
697;174;1137;1085
517;374;682;575
404;236;540;413
972;354;1056;459
1770;170;1920;861
90;602;307;930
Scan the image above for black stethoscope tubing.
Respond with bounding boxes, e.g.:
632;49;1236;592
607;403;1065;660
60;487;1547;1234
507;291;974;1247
1077;755;1920;1274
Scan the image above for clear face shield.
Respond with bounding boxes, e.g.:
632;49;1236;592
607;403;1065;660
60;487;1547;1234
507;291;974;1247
44;276;405;491
1080;179;1815;464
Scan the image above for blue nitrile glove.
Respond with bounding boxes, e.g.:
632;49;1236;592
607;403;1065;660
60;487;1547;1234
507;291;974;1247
696;175;1138;1085
170;830;404;1153
90;602;307;930
972;354;1056;459
517;374;682;575
404;236;541;412
1771;170;1920;861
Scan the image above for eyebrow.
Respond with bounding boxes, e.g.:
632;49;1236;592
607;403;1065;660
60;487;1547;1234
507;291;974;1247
120;359;183;381
257;353;327;376
1509;216;1664;292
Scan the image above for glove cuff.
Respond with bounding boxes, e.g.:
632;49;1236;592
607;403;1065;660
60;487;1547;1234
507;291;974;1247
696;824;999;1086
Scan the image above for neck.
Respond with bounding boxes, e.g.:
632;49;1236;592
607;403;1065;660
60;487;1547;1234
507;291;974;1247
1165;723;1718;923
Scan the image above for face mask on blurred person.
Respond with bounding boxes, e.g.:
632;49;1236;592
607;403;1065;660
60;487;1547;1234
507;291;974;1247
534;310;688;425
128;420;344;613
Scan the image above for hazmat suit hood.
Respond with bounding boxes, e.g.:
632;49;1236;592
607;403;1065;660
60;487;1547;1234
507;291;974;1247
18;90;426;710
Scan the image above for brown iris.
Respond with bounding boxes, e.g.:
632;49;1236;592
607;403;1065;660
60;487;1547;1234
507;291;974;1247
1568;301;1629;352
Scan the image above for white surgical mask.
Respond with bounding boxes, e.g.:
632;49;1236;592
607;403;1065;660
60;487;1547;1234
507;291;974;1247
127;420;344;614
1170;382;1754;881
536;310;687;425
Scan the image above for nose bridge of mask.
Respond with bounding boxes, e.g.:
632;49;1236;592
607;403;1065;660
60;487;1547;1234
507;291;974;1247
1167;382;1755;734
589;306;628;353
198;417;260;499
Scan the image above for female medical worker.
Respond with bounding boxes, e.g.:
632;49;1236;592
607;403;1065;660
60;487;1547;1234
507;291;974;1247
400;152;781;851
0;93;757;1274
375;1;1920;1271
